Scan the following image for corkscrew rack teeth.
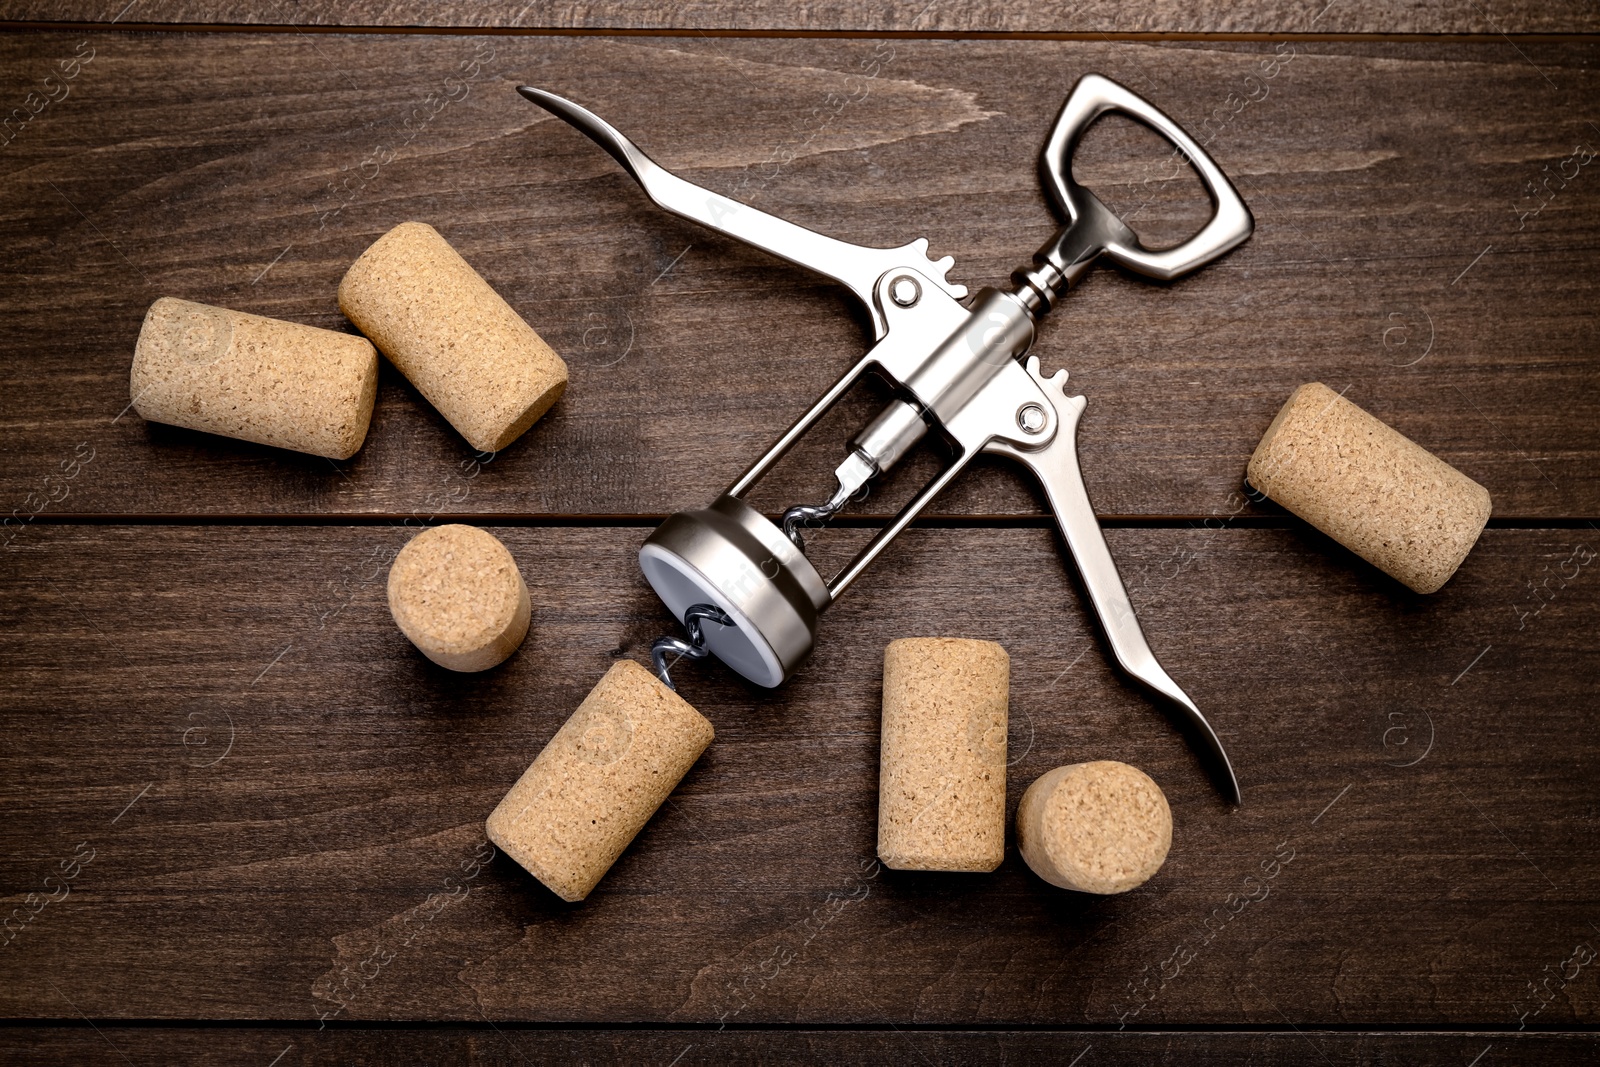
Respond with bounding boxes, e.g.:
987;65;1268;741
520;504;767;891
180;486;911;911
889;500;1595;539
528;73;1253;803
651;603;734;690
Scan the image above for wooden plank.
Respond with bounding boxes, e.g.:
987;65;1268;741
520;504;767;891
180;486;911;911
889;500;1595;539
1;1;1597;35
2;33;1596;523
1;524;1595;1023
0;34;1593;531
2;1027;1597;1065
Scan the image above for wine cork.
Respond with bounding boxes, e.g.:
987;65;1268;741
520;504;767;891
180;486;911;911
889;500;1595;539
877;637;1008;873
338;222;568;453
1016;761;1171;894
486;660;714;901
387;524;530;672
130;297;378;460
1247;382;1491;594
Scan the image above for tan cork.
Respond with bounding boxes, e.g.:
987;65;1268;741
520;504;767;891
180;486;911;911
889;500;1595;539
486;660;714;901
877;637;1008;873
1247;382;1492;594
387;524;530;672
1016;761;1172;894
130;297;378;460
338;222;568;453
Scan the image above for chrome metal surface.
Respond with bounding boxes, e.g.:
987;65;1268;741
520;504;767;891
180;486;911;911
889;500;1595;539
534;74;1256;800
851;398;928;475
518;86;965;339
809;269;1075;600
1034;73;1255;286
640;495;830;689
900;288;1037;427
866;272;1061;459
723;266;987;501
781;450;873;549
985;357;1242;804
651;603;733;690
890;275;922;308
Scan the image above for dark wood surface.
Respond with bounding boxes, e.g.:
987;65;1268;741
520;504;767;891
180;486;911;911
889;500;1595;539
3;527;1597;1027
3;1;1598;34
3;1028;1598;1065
2;6;1597;1065
2;32;1597;520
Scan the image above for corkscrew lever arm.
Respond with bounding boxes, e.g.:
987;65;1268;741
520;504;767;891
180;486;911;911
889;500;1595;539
981;73;1253;804
986;364;1242;806
517;86;966;339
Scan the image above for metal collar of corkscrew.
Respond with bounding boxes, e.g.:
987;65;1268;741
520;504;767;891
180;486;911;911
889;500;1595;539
519;74;1254;804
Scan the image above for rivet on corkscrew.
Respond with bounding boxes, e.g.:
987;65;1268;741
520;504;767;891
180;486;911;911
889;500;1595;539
651;603;734;690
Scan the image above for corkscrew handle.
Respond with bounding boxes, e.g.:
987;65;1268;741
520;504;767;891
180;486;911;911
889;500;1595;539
1037;73;1255;285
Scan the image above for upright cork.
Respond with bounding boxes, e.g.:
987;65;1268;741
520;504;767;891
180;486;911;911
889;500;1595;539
877;637;1008;873
387;524;530;672
338;222;568;453
1247;382;1491;594
486;660;714;902
1016;761;1172;894
130;297;378;460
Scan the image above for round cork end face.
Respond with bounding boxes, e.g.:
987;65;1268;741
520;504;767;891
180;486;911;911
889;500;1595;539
387;524;530;672
1039;761;1172;894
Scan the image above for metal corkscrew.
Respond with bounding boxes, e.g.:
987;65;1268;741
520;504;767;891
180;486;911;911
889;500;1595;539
649;602;731;686
521;74;1253;803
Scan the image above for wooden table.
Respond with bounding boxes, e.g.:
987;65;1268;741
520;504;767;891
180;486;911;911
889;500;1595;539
2;3;1597;1063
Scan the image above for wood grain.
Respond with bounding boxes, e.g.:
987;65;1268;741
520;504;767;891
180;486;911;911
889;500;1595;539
2;523;1594;1024
2;1;1596;1051
2;33;1597;520
2;1027;1597;1065
2;0;1597;35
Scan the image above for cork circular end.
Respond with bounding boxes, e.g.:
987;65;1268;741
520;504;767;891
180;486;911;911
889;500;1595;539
387;524;529;672
1017;761;1171;894
336;221;442;312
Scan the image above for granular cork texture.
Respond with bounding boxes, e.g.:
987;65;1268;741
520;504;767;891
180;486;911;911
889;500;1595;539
387;524;530;672
877;637;1008;872
130;297;378;460
486;660;714;902
1016;761;1171;894
1247;382;1492;594
338;222;568;452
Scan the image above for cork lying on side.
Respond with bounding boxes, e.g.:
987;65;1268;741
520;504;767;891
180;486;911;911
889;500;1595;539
486;660;714;902
1247;382;1491;594
387;524;530;673
339;221;568;453
1016;761;1172;894
877;637;1009;873
131;297;378;460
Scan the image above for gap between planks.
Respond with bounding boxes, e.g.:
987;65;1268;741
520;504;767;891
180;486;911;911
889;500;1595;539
0;1019;1594;1034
